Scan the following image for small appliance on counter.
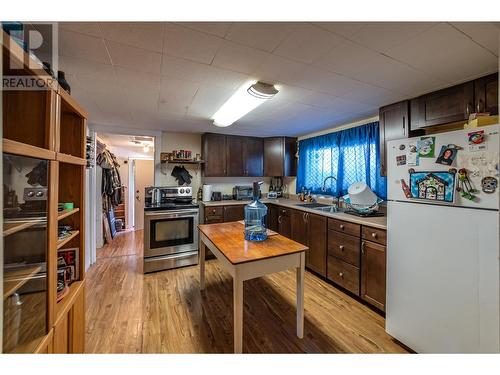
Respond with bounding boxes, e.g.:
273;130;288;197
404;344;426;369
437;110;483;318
211;191;222;201
269;177;284;197
267;191;278;199
233;185;253;201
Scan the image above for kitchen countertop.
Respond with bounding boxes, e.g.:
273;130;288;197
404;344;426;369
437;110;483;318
199;198;387;230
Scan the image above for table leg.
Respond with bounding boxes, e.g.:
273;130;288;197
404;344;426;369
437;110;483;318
199;236;205;290
233;276;243;353
296;252;305;338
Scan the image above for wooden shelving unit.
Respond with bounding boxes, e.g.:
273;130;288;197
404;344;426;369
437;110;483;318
57;208;80;221
2;27;87;354
56;230;80;249
3;265;43;300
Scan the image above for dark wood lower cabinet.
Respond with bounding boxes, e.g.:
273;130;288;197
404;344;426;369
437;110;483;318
360;240;386;311
291;210;308;246
266;204;278;232
306;214;327;277
327;256;360;295
277;207;291;238
223;205;245;222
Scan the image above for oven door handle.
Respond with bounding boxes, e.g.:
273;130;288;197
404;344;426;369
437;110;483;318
145;209;199;218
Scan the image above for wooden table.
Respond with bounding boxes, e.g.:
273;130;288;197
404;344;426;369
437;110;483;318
198;221;308;353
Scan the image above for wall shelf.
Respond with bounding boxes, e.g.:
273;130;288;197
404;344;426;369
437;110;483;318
56;153;86;166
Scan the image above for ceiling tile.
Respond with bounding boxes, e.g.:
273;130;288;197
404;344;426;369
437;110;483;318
225;22;297;52
159;76;199;114
187;84;234;118
385;23;498;83
253;54;308;84
451;22;499;56
273;24;345;64
106;40;162;74
164;23;223;64
114;66;161;92
349;22;437;53
212;40;270;74
176;22;232;38
59;55;115;84
59;29;110;64
313;40;379;77
59;22;102;38
100;22;164;52
314;22;366;38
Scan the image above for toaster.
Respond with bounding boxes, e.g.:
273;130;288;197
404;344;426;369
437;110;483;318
232;185;253;201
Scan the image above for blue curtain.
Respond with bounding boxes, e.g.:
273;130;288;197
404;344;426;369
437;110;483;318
296;121;387;199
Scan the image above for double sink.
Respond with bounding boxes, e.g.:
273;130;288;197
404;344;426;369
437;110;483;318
295;202;345;213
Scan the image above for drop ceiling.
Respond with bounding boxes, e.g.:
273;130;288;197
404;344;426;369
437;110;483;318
58;22;499;137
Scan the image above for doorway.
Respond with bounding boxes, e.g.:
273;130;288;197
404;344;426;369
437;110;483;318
132;159;154;231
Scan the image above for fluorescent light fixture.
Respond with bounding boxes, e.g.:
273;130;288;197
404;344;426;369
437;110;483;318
212;81;279;127
143;144;150;152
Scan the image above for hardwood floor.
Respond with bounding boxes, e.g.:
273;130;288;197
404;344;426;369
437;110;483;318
86;230;408;353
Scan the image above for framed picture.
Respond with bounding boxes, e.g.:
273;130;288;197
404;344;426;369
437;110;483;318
57;247;79;282
409;171;456;203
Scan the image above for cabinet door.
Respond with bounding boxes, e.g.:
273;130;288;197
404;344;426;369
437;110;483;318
266;204;278;232
291;210;308;246
244;137;264;177
202;133;226;177
379;101;409;176
474;73;498;115
53;313;69;354
277;208;291;238
69;286;85;353
264;137;283;176
360;240;386;311
283;137;297;177
307;213;327;277
226;135;245;176
223;205;245;222
414;81;474;128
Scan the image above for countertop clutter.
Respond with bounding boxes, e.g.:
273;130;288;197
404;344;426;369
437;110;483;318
199;197;387;230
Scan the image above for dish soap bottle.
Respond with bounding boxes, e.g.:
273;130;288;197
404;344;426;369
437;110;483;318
244;181;268;241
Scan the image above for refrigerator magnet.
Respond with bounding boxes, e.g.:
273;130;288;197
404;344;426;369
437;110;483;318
467;130;487;152
396;155;406;166
409;170;456;203
435;145;458;166
417;136;436;158
481;176;498;194
407;140;419;166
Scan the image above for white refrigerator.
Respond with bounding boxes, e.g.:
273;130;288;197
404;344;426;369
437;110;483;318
386;125;500;353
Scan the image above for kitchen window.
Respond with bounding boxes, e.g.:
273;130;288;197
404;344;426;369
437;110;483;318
296;121;387;199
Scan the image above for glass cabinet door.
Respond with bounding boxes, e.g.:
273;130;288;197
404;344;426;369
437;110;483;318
3;153;49;353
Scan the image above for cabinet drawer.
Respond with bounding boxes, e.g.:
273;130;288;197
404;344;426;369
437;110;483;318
205;206;223;221
278;207;291;216
362;226;386;245
328;230;360;267
328;218;360;237
327;256;360;295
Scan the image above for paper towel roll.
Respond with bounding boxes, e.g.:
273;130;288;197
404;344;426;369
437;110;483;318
202;185;213;202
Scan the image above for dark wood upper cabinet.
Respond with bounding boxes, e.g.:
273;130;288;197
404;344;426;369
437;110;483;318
360;240;386;311
379;100;409;177
226;135;245;176
474;73;498;115
264;137;297;177
307;213;327;277
244;137;264;177
202;133;226;177
411;81;474;130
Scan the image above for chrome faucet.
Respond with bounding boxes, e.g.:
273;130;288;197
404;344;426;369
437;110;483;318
322;176;339;207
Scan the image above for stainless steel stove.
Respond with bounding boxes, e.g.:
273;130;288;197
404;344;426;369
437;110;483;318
143;186;199;273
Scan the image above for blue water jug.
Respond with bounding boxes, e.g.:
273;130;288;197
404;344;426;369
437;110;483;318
244;181;268;241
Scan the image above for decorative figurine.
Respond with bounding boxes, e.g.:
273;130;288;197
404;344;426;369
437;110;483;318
481;176;498;194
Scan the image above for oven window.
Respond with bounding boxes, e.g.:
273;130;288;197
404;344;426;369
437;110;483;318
150;217;194;249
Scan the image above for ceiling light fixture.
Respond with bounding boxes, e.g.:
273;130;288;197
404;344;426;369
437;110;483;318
143;144;150;153
212;81;279;127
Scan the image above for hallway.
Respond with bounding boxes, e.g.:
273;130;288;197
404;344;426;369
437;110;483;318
85;230;408;353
